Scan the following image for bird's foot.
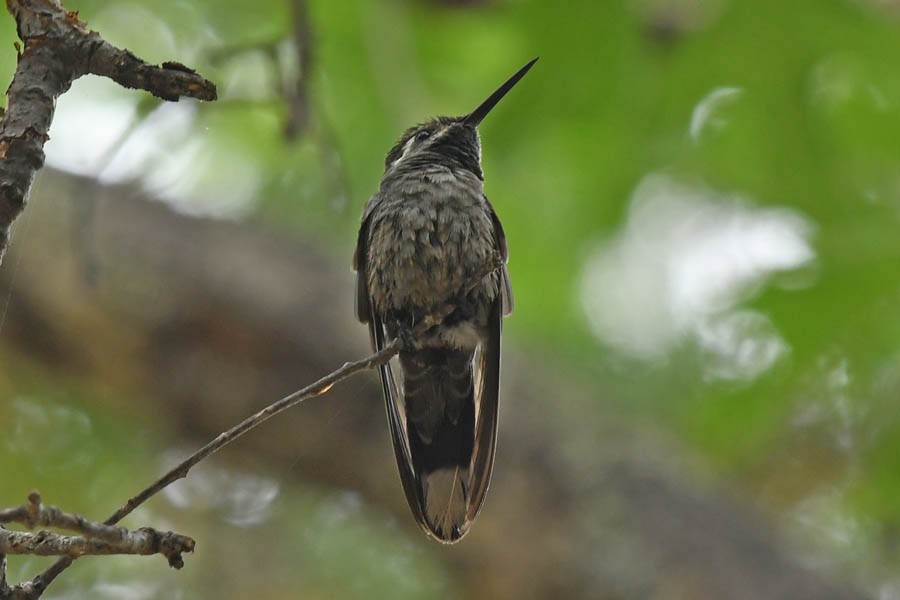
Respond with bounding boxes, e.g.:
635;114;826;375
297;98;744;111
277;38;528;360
395;326;417;351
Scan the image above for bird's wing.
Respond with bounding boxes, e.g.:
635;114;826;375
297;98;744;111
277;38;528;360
459;196;510;523
486;197;514;316
353;211;428;529
466;295;502;526
370;310;430;532
352;214;372;324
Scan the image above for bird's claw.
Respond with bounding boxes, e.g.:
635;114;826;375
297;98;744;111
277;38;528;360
396;327;416;351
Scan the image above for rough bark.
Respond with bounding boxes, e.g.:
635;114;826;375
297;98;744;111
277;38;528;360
0;492;193;598
0;0;216;262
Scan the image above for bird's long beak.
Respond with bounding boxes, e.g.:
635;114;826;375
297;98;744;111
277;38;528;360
463;57;538;127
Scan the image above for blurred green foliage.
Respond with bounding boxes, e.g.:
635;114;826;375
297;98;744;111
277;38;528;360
2;0;900;595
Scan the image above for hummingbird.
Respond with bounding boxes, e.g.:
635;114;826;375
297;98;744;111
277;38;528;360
353;58;536;543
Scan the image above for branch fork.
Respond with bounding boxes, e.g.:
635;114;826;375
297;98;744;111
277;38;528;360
0;492;194;570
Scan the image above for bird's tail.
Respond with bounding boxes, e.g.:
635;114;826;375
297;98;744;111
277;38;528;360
399;348;476;542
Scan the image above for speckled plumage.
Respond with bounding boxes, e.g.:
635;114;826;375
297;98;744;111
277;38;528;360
363;163;503;349
353;59;535;543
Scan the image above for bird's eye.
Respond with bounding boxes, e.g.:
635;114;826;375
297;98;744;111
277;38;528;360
415;130;431;142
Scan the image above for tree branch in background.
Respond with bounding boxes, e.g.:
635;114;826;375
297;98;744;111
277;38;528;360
0;0;217;263
284;0;312;139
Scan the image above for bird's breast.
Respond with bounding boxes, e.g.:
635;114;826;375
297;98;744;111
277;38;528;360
366;170;499;318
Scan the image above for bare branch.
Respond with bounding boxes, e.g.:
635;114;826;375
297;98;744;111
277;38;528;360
0;491;194;582
106;338;403;525
0;527;193;568
0;491;185;552
0;0;217;262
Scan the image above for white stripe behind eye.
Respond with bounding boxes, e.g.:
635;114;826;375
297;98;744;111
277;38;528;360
391;136;419;168
432;124;452;142
390;124;454;169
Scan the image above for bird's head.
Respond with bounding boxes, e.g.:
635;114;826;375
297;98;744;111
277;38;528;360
383;58;538;180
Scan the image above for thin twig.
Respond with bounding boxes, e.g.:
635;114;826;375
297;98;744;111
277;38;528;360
107;339;402;525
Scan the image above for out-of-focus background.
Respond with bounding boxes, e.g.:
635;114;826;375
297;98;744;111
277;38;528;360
1;0;899;598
